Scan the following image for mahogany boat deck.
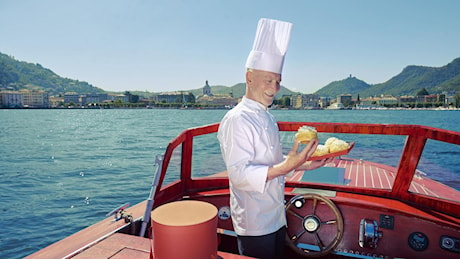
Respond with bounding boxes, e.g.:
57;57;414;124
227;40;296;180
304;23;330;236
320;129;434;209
289;157;458;202
28;157;459;259
71;233;151;259
69;233;249;259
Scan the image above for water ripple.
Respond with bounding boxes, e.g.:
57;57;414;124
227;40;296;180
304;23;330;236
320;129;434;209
0;109;459;258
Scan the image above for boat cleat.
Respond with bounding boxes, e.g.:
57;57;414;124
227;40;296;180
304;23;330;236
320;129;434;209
106;202;133;223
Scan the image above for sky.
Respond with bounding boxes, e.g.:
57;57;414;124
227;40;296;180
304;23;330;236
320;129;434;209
1;0;459;94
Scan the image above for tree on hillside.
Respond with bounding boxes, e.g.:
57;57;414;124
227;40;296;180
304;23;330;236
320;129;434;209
416;88;429;96
455;93;460;108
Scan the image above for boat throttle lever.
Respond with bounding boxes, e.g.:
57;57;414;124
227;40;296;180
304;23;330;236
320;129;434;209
359;219;383;248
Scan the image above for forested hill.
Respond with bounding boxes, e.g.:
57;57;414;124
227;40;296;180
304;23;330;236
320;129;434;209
1;50;459;98
1;51;295;98
0;52;104;96
315;57;460;98
360;57;460;97
314;76;370;98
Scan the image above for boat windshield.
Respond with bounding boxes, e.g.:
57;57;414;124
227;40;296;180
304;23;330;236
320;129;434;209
279;131;404;190
413;139;460;202
161;123;459;207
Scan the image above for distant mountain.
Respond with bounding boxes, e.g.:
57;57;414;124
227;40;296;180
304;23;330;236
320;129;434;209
314;76;371;98
315;57;460;98
0;52;105;96
2;50;459;99
361;57;460;97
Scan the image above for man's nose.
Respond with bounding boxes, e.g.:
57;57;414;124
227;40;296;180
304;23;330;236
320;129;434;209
271;82;280;91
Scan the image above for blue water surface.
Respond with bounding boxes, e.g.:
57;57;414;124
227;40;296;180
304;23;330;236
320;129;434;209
0;109;459;258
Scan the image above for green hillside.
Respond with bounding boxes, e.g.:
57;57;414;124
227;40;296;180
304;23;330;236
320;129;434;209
314;76;371;98
2;50;459;99
0;52;105;96
317;58;460;98
360;57;460;97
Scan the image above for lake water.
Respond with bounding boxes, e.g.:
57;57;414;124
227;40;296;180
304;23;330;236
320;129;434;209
1;108;459;259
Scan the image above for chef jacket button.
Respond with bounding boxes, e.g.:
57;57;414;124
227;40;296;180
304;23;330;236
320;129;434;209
270;145;274;149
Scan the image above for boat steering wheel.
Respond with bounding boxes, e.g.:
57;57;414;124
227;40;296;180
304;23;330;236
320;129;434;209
285;193;344;257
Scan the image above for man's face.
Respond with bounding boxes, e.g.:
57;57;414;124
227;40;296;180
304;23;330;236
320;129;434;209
246;69;282;107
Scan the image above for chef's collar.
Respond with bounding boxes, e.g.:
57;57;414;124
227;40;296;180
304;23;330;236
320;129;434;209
241;96;269;111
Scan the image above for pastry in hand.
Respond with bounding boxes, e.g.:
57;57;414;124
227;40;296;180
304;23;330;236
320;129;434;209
295;126;318;144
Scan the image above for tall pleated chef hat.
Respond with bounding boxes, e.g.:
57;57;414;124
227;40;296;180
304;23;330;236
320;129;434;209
245;18;293;74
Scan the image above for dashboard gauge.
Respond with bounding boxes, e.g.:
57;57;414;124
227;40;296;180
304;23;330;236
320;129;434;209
408;232;429;251
440;235;460;253
218;206;231;220
441;236;455;249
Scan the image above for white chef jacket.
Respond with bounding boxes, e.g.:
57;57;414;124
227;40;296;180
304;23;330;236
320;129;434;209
217;96;286;236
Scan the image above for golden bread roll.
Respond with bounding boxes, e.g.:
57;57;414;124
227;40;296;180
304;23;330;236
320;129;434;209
295;126;318;144
312;144;329;157
328;139;350;153
325;137;339;148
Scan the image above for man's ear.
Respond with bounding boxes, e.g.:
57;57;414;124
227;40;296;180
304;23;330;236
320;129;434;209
246;70;252;84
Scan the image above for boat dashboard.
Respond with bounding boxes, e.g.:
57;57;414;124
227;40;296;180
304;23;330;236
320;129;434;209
184;187;460;259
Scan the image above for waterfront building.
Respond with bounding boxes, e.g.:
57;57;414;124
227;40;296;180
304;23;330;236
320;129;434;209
290;94;301;109
377;95;398;106
19;89;49;108
291;94;320;109
153;91;195;104
195;81;237;107
110;94;129;103
82;93;109;105
0;91;23;108
398;95;416;104
203;80;212;96
337;94;353;106
64;92;81;105
49;96;64;108
196;94;237;107
318;97;331;109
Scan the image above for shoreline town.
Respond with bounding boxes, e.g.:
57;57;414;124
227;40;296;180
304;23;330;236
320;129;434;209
1;82;459;110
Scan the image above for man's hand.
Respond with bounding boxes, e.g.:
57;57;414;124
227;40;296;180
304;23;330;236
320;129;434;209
297;157;335;171
267;139;319;180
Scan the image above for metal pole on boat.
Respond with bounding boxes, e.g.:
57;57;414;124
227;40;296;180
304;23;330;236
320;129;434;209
139;154;163;237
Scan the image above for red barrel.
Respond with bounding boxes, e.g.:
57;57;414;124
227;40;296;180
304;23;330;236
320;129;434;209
151;200;218;259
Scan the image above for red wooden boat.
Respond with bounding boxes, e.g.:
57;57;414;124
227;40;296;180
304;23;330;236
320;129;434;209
26;122;460;259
